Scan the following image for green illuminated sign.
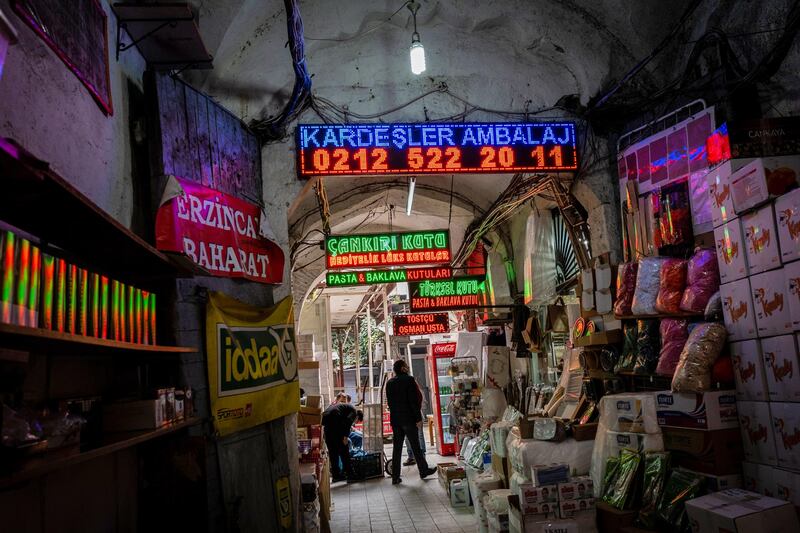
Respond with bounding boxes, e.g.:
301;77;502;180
326;266;452;287
326;230;450;269
409;275;487;311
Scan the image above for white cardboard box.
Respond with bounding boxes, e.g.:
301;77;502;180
784;260;800;330
742;205;781;275
742;462;780;498
708;161;737;228
771;402;800;471
776;188;800;264
557;477;593;501
761;334;800;402
654;390;738;430
606;431;664;457
730;339;770;401
721;278;758;341
774;467;800;506
751;268;793;337
741;461;760;493
731;159;770;214
737;401;778;465
685;489;800;533
714;219;749;283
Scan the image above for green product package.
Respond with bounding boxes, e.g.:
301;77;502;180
602;455;621;500
637;451;670;528
656;469;704;529
615;321;638;373
603;449;641;509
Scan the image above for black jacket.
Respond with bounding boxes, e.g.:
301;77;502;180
385;373;422;426
321;403;357;438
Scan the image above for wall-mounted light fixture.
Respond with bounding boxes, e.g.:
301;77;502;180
408;1;425;75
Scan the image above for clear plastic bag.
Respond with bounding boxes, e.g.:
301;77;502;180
656;319;689;377
655;259;687;314
632;258;667;315
671;322;728;392
614;262;639;316
680;248;720;313
637;451;670;529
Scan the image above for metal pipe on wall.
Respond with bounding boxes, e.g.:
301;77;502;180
382;287;391;364
324;294;334;403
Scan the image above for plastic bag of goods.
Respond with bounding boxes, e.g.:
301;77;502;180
602;448;642;509
302;499;321;533
634;319;661;374
513;439;594;481
606;431;664;458
631;257;667;315
655;319;689;376
483;388;509;421
485;488;513;514
490;421;514;458
637;451;670;529
508;470;529;495
656;469;704;530
680;247;720;313
614;262;639;316
615;321;638;373
671;322;727;392
473;471;504;530
655;258;687;314
597;393;659;434
466;429;492;469
704;290;722;321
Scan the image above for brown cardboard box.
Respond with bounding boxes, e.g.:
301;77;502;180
662;427;744;475
305;395;322;409
437;463;465;494
319;455;331;521
299;405;322;427
596;501;637;532
492;452;509;486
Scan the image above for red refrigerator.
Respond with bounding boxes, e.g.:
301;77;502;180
428;341;457;456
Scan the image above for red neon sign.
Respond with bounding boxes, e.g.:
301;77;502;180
432;342;457;356
393;313;450;336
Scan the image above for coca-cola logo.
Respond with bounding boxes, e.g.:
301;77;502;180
433;342;457;355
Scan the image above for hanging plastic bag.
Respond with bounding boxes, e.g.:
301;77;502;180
614;262;639;316
655;258;687;314
671;322;728;392
632;258;667;315
680;248;720;313
655;319;689;377
634;319;660;374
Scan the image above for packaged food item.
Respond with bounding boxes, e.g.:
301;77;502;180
671;323;728;392
632;257;667;315
634;319;661;374
637;451;670;529
655;259;687;314
680;247;720;313
656;319;689;376
614;262;638;316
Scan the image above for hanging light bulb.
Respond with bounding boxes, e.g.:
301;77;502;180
408;1;426;75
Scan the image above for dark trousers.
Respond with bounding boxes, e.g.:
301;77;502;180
325;433;351;479
392;423;429;480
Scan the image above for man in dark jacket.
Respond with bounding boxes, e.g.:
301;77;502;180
386;359;437;485
321;402;363;482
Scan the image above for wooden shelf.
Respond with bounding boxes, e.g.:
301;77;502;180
0;138;192;289
0;417;202;489
615;312;703;320
0;323;196;354
584;369;617;380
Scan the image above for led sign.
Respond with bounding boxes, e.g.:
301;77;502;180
326;230;450;269
297;122;578;178
409;275;487;312
326;266;452;288
393;313;450;336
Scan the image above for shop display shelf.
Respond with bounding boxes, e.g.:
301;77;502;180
572;329;623;347
0;417;202;489
614;311;704;320
0;138;194;289
0;323;196;356
583;369;616;380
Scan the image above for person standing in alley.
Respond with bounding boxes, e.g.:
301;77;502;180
386;359;436;485
321;401;363;482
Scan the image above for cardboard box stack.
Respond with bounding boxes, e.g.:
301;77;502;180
709;141;800;510
512;463;596;532
297;395;330;526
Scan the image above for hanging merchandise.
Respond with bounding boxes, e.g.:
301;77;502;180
679;247;720;313
484;346;511;389
544;297;570;333
631;257;667;315
655;258;688;314
615;321;638;373
614;262;639;316
658;180;694;250
655;319;689;376
671;322;728;392
634;319;661;374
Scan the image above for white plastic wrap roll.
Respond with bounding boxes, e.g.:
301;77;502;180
490;420;514;457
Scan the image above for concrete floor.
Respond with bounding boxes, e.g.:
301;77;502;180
329;444;477;533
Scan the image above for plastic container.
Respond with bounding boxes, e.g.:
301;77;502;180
450;478;471;508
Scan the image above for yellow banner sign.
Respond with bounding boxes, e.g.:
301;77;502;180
206;292;299;436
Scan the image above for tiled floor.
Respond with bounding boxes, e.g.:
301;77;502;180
329;445;477;533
